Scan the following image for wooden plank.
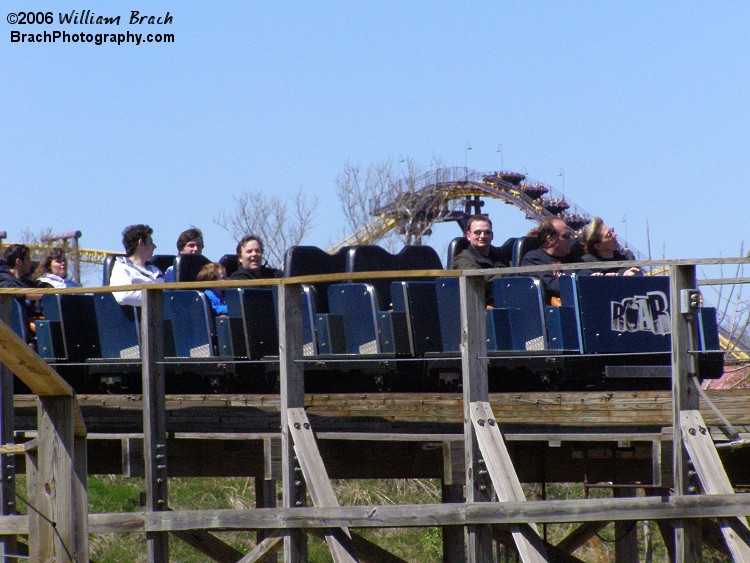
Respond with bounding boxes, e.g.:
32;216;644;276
0;316;74;396
554;521;607;554
20;389;750;428
279;283;307;562
309;530;407;563
172;527;245;562
237;529;284;563
141;289;169;562
442;481;465;563
33;397;88;562
460;274;493;562
287;407;358;562
681;409;750;562
470;401;548;562
491;526;584;563
0;297;18;561
613;488;638;563
669;264;702;562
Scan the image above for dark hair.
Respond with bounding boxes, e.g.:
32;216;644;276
121;224;153;257
465;214;493;232
3;244;30;268
235;235;264;257
196;262;225;282
534;216;564;245
33;247;67;280
176;227;204;252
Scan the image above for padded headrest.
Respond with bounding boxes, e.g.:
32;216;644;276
149;254;176;274
173;253;212;282
283;245;348;278
219;254;239;277
102;254;119;286
447;237;469;268
512;236;541;267
346;245;443;273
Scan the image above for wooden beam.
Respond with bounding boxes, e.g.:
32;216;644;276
613;488;638;563
279;283;308;562
470;401;548;562
554;521;607;554
0;296;18;561
138;493;750;531
669;264;702;562
491;526;585;563
172;527;244;562
288;407;358;562
142;289;169;562
31;397;88;562
19;389;750;428
310;530;407;563
237;529;284;562
681;409;750;562
460;274;493;562
0;316;74;397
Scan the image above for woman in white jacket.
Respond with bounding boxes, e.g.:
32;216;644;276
33;247;82;288
109;224;164;306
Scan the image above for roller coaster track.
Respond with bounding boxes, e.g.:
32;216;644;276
330;166;604;251
5;243;120;265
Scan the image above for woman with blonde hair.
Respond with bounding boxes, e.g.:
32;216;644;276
580;217;640;276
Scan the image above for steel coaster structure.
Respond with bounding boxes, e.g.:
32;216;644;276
328;167;638;256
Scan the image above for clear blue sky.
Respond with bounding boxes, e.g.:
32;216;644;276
4;1;749;280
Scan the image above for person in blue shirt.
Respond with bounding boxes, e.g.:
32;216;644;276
196;262;227;316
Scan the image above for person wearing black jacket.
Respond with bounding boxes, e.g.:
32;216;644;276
451;214;509;271
521;217;581;299
229;235;281;280
580;217;641;277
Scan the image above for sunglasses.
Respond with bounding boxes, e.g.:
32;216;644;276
603;228;615;239
557;232;571;240
471;229;493;236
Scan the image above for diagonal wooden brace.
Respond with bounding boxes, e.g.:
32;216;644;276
288;407;358;563
470;401;549;563
680;409;750;563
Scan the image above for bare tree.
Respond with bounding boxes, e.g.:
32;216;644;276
334;156;456;251
215;189;318;267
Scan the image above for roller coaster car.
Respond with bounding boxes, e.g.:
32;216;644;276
11;244;725;394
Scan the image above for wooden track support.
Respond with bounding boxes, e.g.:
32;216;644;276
681;409;750;562
470;401;548;562
287;407;358;562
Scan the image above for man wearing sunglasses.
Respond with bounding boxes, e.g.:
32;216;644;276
521;216;581;300
452;214;509;271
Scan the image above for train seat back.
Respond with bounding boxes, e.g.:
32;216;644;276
173;254;212;283
218;288;278;359
219;254;239;278
164;290;215;357
93;293;140;359
36;294;101;361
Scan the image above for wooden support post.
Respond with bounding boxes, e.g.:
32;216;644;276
142;288;169;562
0;296;17;561
554;521;607;555
32;397;88;562
287;407;358;562
459;274;494;562
469;401;548;562
681;409;750;561
279;283;307;562
258;436;280;560
669;264;703;561
442;478;466;563
613;488;638;563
